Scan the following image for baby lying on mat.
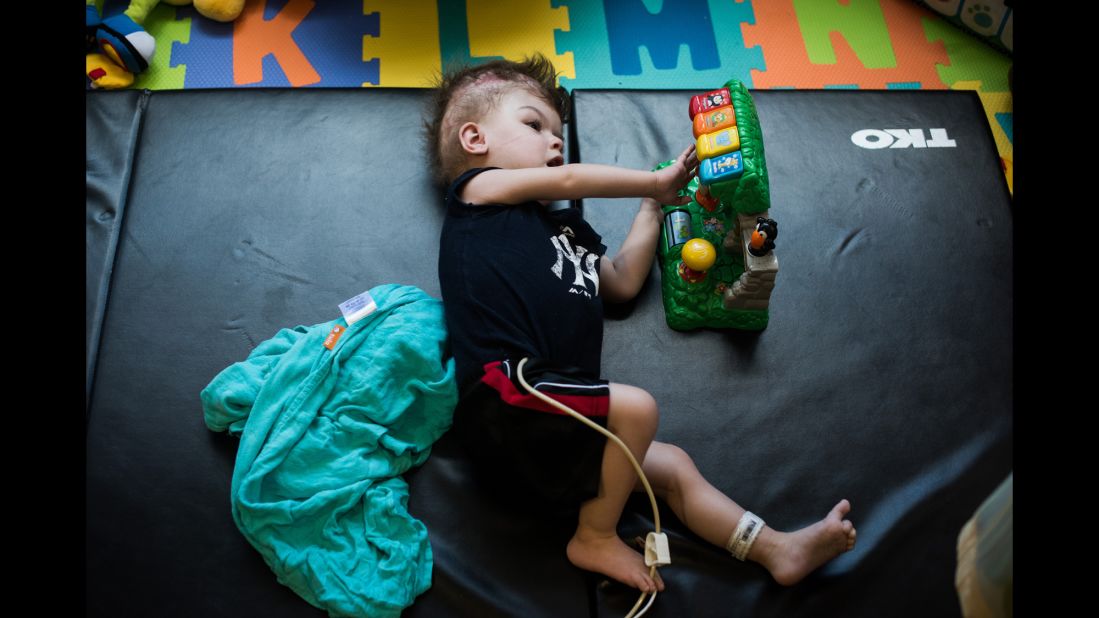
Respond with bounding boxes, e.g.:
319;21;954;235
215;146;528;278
426;53;856;593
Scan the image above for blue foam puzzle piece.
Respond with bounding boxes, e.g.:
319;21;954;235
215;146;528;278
604;0;719;75
556;0;765;91
437;0;504;68
994;112;1012;143
170;1;378;88
168;7;234;87
287;2;377;87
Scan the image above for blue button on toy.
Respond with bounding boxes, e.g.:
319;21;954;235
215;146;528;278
699;151;743;185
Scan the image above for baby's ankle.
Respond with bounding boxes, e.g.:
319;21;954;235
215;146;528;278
744;526;783;568
572;524;619;544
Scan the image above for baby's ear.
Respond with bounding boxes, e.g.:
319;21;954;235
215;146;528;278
458;122;488;155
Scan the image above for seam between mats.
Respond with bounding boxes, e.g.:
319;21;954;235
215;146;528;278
86;89;151;422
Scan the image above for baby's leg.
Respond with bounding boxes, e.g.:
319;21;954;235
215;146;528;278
641;442;857;585
566;383;665;593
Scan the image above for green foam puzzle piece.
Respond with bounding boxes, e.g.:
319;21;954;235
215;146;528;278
132;4;190;90
793;0;897;68
922;14;1010;92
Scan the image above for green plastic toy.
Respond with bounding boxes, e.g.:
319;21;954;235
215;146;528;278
656;79;778;332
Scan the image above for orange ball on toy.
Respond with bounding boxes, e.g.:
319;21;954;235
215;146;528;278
681;238;716;272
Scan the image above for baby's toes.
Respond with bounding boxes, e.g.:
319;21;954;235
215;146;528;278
830;499;852;520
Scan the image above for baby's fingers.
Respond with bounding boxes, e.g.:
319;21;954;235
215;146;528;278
679;145;699;180
677;144;696;165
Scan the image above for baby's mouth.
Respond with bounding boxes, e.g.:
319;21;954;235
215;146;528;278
547;156;564;167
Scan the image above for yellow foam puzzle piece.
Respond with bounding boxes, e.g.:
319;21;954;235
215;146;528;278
362;0;442;88
466;0;575;82
952;80;1012;194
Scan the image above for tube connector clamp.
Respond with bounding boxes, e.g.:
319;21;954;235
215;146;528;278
644;532;671;567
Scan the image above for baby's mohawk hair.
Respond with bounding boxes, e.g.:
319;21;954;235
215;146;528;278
424;53;570;186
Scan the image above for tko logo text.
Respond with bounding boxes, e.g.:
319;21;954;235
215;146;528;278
851;129;957;149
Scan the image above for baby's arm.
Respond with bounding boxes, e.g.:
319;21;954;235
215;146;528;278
600;197;663;303
462;146;697;206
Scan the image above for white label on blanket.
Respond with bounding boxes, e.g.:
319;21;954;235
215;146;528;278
339;290;377;326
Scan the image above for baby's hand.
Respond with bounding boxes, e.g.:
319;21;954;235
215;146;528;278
651;145;698;205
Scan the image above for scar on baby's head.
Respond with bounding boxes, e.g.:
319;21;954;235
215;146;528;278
471;73;507;86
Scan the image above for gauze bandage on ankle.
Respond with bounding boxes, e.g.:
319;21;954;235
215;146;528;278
726;511;765;561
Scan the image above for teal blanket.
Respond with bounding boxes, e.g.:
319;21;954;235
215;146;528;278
200;284;457;617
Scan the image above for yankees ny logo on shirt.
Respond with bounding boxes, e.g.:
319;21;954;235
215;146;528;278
549;232;599;298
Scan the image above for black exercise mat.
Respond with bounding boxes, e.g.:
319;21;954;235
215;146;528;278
86;87;1011;618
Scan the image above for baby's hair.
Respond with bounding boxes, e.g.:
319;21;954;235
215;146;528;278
424;53;571;186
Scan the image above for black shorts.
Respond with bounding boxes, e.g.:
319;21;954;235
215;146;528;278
453;358;610;510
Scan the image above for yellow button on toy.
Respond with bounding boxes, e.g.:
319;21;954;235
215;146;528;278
681;238;716;272
696;127;741;160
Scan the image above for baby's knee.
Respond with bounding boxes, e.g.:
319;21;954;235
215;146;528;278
609;384;659;433
634;388;659;424
664;443;694;469
658;443;700;496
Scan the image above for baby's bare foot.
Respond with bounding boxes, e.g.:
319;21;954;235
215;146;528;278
764;499;857;586
567;531;665;593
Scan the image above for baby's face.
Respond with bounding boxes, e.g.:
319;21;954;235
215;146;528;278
478;88;565;170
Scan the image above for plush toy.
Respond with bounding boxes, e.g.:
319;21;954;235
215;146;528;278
87;0;156;88
86;0;246;89
164;0;246;23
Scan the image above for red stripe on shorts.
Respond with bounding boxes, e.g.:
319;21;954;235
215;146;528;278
481;361;609;418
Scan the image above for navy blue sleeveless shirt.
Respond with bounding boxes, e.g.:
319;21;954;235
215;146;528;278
438;168;608;390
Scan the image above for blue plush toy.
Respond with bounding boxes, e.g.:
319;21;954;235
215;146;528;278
85;0;157;89
85;0;247;89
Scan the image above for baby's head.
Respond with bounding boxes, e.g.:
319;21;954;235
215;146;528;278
425;54;570;186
